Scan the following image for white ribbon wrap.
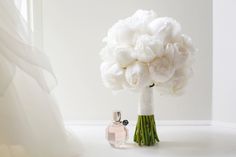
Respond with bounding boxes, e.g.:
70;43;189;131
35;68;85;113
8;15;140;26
138;87;154;115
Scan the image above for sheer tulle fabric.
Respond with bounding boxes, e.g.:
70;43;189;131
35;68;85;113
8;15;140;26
0;0;56;95
0;0;78;157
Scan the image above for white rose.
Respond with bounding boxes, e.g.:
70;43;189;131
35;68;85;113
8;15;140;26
149;50;175;83
104;20;135;45
133;34;163;62
114;45;135;68
100;62;126;90
148;17;181;43
125;62;151;88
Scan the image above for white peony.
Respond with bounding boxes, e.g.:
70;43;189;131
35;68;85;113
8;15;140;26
104;20;135;45
173;35;195;69
177;34;196;53
113;45;135;68
126;10;157;32
149;51;175;83
125;62;151;88
156;68;193;95
163;43;188;69
133;34;163;62
148;17;181;43
173;43;191;69
100;10;195;94
100;62;126;90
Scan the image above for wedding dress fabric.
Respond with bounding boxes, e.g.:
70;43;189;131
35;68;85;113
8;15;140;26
0;0;78;157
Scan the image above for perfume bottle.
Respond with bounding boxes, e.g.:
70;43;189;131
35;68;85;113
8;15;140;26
106;111;129;148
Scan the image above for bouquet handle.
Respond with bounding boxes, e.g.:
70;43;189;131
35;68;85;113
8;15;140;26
134;87;159;146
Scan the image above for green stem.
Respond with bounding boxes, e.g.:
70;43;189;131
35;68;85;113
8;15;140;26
140;116;145;145
134;115;159;146
149;116;155;145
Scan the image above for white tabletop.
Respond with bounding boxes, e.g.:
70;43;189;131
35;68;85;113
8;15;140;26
67;125;236;157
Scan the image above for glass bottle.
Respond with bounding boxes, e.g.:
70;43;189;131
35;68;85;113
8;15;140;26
105;111;128;148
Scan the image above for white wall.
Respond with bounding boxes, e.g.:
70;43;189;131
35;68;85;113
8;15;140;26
42;0;212;121
213;0;236;123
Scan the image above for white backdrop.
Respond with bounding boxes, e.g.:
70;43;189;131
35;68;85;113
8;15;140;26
42;0;212;121
213;0;236;123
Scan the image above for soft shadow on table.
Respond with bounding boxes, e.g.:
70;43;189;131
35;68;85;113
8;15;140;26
121;140;236;157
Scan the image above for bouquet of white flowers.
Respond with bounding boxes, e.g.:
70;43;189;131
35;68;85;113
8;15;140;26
100;10;195;146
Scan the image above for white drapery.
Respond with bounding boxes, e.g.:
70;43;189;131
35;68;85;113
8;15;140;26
0;0;79;157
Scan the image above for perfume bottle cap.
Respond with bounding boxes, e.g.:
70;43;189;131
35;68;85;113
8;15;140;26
122;120;129;126
113;111;121;122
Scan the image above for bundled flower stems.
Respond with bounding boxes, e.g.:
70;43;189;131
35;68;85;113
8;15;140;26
100;10;195;146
